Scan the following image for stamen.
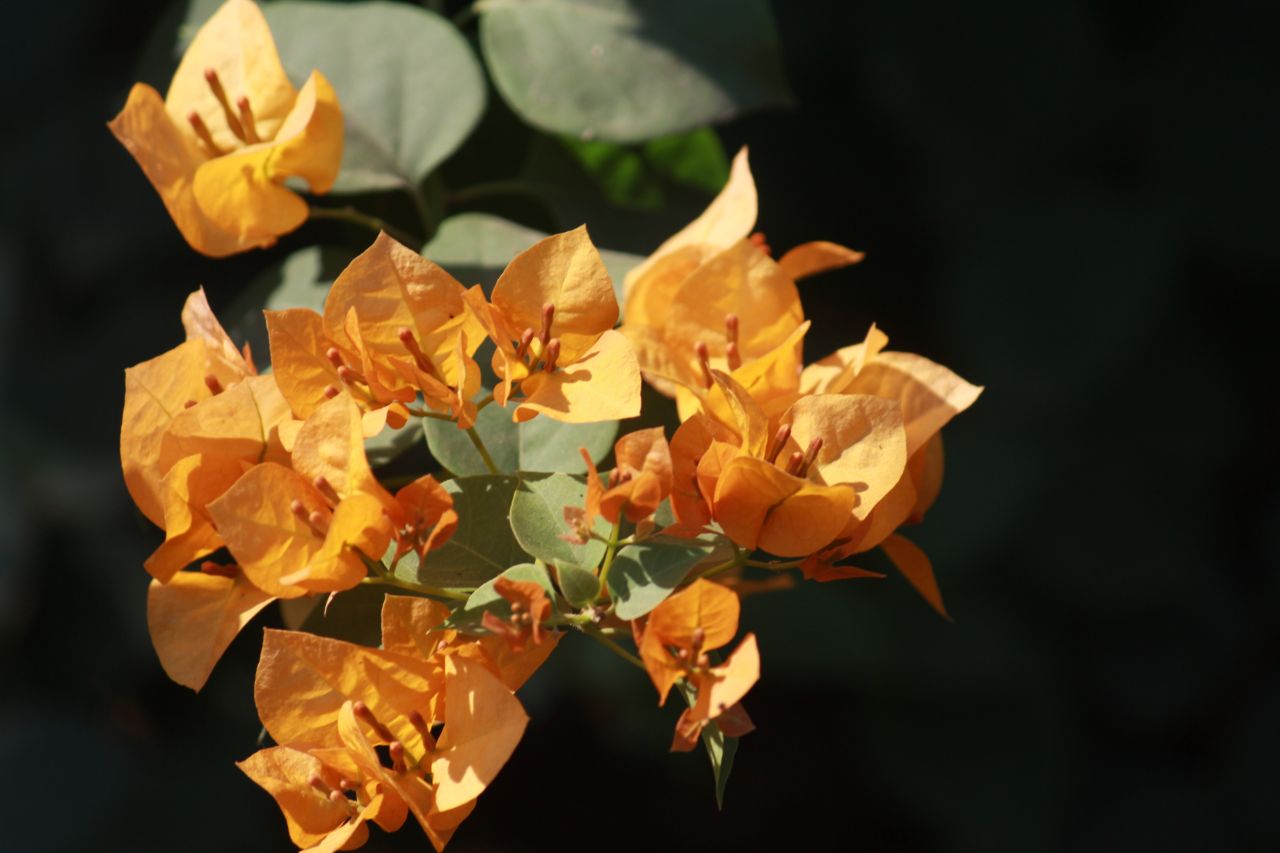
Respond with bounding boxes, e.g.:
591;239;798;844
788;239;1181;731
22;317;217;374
183;399;198;409
336;365;367;387
515;328;535;362
694;341;713;389
325;347;345;368
204;373;223;395
186;111;226;156
767;424;792;464
407;710;432;741
724;314;739;347
309;774;333;794
800;437;824;476
389;741;407;774
202;68;247;141
313;476;341;505
690;627;706;656
542;338;561;373
352;701;395;742
726;341;742;372
322;385;340;399
749;231;772;257
398;327;441;378
234;95;260;144
539;303;556;347
199;561;237;578
328;790;348;805
307;510;330;536
785;451;805;476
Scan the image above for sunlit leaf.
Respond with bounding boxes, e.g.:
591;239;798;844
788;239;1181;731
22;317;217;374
509;473;611;567
265;1;485;193
606;535;717;620
479;0;792;143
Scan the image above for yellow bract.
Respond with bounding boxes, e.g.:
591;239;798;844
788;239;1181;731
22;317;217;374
108;0;342;256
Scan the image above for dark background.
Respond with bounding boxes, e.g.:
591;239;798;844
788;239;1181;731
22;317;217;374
2;1;1278;850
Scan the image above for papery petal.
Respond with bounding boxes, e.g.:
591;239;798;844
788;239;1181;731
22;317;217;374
692;633;760;723
880;534;949;619
851;352;983;456
270;71;343;195
513;330;640;423
147;572;273;691
430;655;530;812
192;142;308;245
255;629;443;753
265;308;344;419
237;747;358;849
165;0;296;146
712;456;855;557
380;595;452;660
182;287;254;377
492;225;618;364
122;339;216;526
144;453;249;582
623;147;756;296
780;393;908;521
107;83;245;256
777;240;865;280
291;393;385;503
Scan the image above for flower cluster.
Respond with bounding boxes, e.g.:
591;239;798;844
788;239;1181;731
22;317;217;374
115;3;980;848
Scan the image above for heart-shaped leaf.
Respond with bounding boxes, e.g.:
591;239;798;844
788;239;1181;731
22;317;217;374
606;535;718;620
479;0;792;143
555;562;601;609
266;1;485;193
509;473;611;568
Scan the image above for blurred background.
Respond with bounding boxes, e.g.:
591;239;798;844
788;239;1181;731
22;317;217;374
2;0;1278;850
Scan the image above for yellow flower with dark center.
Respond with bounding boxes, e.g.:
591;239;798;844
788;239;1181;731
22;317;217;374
108;0;342;256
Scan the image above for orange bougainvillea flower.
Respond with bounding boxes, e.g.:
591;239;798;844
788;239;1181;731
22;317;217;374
249;601;540;849
636;579;759;750
576;426;674;531
207;394;395;597
107;0;342;256
480;577;553;653
796;324;982;612
388;474;458;565
122;288;257;528
670;370;910;558
460;226;641;423
621;148;863;419
270;232;487;431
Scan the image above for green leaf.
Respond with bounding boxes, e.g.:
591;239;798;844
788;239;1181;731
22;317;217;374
559;129;730;211
423;393;618;476
448;561;557;629
509;473;611;568
265;1;486;194
677;679;739;810
422;213;643;302
394;475;525;589
297;583;386;647
606;535;718;620
479;0;792;143
555;562;601;609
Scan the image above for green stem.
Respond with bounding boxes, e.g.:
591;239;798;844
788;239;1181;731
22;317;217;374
403;405;454;421
309;205;417;246
361;575;471;602
407;185;436;240
475;392;496;412
446;179;545;207
578;624;644;670
745;558;803;570
596;518;623;598
466;426;500;475
699;549;747;581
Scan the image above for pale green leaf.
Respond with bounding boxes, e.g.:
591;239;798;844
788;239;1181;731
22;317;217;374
479;0;792;143
555;562;601;609
606;535;717;620
395;476;524;589
509;473;611;568
265;1;486;193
